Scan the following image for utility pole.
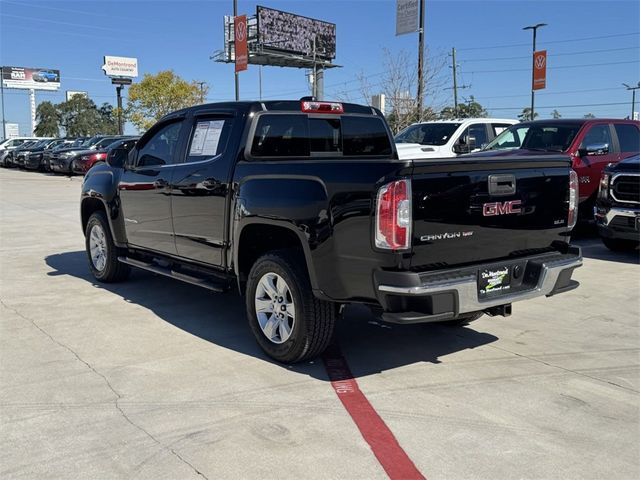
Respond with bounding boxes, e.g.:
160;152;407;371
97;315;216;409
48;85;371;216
623;82;640;119
523;23;546;120
416;0;425;120
233;0;239;101
197;81;207;103
0;66;5;140
451;47;458;110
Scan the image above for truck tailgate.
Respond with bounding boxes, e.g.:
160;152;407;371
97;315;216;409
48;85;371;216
409;156;572;269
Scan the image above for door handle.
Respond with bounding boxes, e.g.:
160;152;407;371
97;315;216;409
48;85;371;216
154;179;168;189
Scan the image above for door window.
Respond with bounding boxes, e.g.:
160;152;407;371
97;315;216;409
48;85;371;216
461;124;488;149
137;121;183;167
491;123;513;137
614;123;640;153
580;124;612;151
186;118;233;162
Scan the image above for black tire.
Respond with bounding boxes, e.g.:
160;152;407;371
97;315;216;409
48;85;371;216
85;211;130;282
246;251;337;363
439;311;484;327
602;237;638;252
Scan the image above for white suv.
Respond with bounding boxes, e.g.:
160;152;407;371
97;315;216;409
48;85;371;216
394;118;518;159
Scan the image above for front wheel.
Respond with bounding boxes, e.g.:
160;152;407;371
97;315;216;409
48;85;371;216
246;251;337;363
85;211;130;282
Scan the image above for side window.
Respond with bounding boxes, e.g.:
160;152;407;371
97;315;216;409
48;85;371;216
580;124;612;150
614;124;640;153
251;114;309;157
492;123;512;137
186;118;233;162
137;121;183;167
462;124;488;148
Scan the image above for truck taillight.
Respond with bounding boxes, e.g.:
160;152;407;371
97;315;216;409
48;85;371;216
568;169;579;230
375;179;411;250
301;101;343;113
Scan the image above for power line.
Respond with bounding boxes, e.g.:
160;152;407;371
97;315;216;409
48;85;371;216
457;31;640;51
459;46;639;63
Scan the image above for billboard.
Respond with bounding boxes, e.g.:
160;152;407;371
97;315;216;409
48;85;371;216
66;90;88;101
256;6;336;60
396;0;419;36
533;50;547;90
235;15;248;72
1;66;61;91
102;56;138;78
5;123;19;139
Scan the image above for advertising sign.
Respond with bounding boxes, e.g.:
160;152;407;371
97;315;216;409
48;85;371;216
533;50;547;90
1;66;61;91
5;123;19;139
256;6;336;59
234;15;248;72
396;0;419;36
102;56;138;78
66;90;88;101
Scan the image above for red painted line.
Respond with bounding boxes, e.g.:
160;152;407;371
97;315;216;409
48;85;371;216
322;346;426;480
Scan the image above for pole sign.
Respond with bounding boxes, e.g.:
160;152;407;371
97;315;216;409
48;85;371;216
66;90;88;101
533;50;547;90
5;123;19;138
102;56;138;78
234;15;248;72
396;0;419;36
1;66;60;91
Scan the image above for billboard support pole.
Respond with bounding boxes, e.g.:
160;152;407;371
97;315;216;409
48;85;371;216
233;0;239;101
29;89;36;136
416;0;425;121
116;85;124;135
1;66;5;140
316;68;324;101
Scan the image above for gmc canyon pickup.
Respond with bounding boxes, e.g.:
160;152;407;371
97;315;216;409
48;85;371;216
80;100;582;363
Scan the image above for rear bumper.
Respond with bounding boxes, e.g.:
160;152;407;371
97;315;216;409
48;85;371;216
374;246;582;324
595;206;640;241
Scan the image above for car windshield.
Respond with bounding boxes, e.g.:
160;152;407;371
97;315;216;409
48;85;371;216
95;137;120;148
484;123;583;152
395;123;461;146
83;137;103;147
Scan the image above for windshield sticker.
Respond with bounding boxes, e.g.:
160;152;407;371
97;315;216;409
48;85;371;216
189;120;225;156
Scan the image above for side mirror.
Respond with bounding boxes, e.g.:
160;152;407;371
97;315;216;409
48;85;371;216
453;142;471;155
579;143;609;157
106;148;127;168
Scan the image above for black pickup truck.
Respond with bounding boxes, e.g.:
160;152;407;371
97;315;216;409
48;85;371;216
80;100;582;363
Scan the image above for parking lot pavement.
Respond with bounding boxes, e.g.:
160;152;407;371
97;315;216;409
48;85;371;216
1;168;638;480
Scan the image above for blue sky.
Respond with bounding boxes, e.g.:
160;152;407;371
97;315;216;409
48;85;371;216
1;0;639;135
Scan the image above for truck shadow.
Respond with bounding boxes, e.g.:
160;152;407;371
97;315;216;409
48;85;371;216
44;251;498;380
572;237;639;265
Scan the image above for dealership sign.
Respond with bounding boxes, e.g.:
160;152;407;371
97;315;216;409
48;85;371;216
533;50;547;90
102;56;138;78
396;0;419;36
1;66;61;90
234;15;248;72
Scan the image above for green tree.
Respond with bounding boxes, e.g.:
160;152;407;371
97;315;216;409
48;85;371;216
551;109;562;119
126;70;208;132
518;107;539;122
97;103;120;134
34;101;59;137
439;96;487;119
57;96;105;136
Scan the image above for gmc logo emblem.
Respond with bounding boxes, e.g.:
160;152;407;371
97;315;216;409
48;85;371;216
483;200;522;216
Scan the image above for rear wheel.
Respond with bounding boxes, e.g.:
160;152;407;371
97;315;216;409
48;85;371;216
602;237;639;252
246;251;337;363
85;211;130;282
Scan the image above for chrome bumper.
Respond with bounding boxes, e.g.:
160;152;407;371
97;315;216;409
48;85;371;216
378;250;582;316
596;206;640;226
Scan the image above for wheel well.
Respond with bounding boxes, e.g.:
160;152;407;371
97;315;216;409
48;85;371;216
237;224;305;286
81;198;107;235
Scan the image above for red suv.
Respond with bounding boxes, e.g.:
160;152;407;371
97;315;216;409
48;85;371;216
477;119;640;216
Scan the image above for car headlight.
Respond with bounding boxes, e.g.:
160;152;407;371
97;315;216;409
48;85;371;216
598;173;610;200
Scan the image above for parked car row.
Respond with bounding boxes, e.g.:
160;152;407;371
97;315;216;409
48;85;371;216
0;135;138;175
394;117;640;251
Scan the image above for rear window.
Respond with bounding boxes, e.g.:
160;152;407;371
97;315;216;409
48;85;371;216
250;114;392;158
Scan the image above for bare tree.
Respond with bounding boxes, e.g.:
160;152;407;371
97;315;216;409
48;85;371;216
334;48;447;133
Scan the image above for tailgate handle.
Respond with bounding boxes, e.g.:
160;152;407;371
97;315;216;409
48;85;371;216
488;174;516;196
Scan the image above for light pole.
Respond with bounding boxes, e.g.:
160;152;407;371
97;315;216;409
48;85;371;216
523;23;547;120
623;82;640;119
